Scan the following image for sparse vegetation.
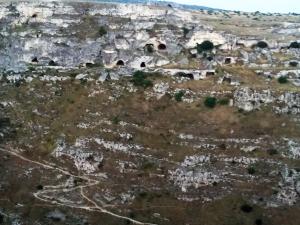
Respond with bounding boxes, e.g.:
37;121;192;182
2;3;300;225
131;71;153;88
182;27;190;37
112;116;120;124
218;98;230;105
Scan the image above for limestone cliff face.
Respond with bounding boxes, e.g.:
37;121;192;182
0;1;242;73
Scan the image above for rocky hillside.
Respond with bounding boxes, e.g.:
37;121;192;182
0;1;300;225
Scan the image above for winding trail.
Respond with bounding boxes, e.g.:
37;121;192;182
0;146;156;225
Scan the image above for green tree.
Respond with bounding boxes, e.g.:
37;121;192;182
289;41;300;48
278;76;288;84
99;26;107;36
131;71;153;88
197;40;214;54
174;91;185;102
204;97;217;108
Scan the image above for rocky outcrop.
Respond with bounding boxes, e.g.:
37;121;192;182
234;87;274;112
275;92;300;114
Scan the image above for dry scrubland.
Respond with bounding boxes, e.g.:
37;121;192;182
0;1;300;225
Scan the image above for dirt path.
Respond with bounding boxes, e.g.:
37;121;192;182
0;146;156;225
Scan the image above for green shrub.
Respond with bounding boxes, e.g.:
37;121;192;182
174;91;185;102
267;149;278;156
131;71;153;88
278;76;288;84
197;40;214;53
112;116;120;124
247;166;256;175
182;27;190;37
289;61;298;67
218;98;230;105
140;161;155;171
289;41;300;48
204;97;217;108
99;26;107;36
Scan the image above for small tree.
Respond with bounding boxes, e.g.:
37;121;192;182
197;40;214;54
278;76;288;84
289;61;298;67
247;166;256;175
112;116;120;124
289;41;300;49
99;26;107;36
131;71;153;88
204;97;217;108
182;27;190;37
174;91;185;102
256;41;268;48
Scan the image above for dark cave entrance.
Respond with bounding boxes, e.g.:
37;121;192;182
31;57;39;63
225;57;232;64
116;60;125;66
158;43;167;50
206;71;215;76
49;60;57;66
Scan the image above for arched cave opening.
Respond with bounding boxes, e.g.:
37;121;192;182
225;58;232;64
31;57;39;63
49;60;57;66
206;71;215;76
116;60;125;66
140;62;146;68
158;43;167;50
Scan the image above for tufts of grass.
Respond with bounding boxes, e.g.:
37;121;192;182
218;98;230;105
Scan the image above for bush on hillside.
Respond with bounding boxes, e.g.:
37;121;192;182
131;71;153;88
197;40;214;53
204;97;217;108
